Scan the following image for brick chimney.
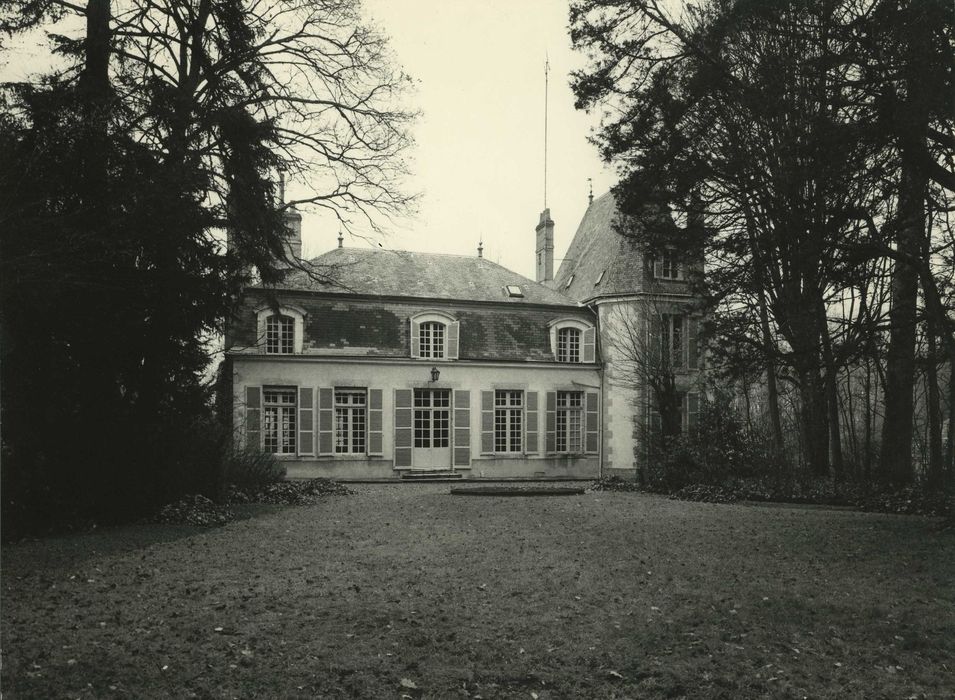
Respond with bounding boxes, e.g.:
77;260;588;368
535;208;554;283
283;206;302;263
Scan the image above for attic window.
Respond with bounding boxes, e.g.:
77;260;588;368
595;270;606;286
505;284;524;298
565;274;574;289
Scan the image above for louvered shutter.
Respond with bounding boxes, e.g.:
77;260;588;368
585;391;599;454
410;319;420;358
453;390;471;466
480;390;494;454
245;387;261;450
525;391;539;454
317;388;334;456
686;391;700;432
583;327;596;363
687;317;699;370
653;257;663;279
545;391;557;453
368;389;383;456
298;387;315;456
394;389;413;467
448;321;460;359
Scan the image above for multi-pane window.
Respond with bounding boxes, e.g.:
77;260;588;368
556;391;583;453
334;389;366;454
494;390;523;453
661;314;685;368
414;389;450;448
657;252;682;280
419;321;446;359
263;388;296;454
266;314;294;354
556;327;581;363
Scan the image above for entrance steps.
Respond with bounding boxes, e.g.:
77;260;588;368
400;469;463;481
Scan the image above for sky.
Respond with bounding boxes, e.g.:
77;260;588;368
307;0;616;279
0;0;618;281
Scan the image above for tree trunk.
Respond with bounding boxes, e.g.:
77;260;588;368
926;313;944;488
880;166;923;484
818;296;843;477
757;288;786;466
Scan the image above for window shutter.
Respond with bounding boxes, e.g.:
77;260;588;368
525;391;539;454
480;390;494;454
448;321;460;359
545;391;557;454
368;389;383;456
394;389;412;467
688;317;699;370
410;318;420;358
585;391;599;454
686;391;700;432
453;390;471;466
582;327;596;363
245;386;261;450
317;388;334;456
298;387;315;456
653;257;663;279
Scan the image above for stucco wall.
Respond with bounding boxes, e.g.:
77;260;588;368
231;356;601;480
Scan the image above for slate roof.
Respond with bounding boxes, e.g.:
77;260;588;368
278;247;578;307
553;192;646;302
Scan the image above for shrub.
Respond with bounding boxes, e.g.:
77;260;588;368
223;445;285;486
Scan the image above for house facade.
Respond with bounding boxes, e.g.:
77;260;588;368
224;193;700;480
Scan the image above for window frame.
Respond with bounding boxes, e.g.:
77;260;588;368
494;390;524;453
556;327;581;363
548;318;593;364
255;304;305;354
654;251;685;280
410;310;457;360
555;390;583;454
334;388;367;455
263;387;297;455
661;313;686;369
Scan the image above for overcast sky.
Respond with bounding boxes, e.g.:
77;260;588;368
1;1;617;281
311;0;616;279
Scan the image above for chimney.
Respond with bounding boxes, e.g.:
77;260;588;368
535;208;554;283
283;207;302;263
478;240;484;258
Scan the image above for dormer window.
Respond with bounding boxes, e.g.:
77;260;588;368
255;305;305;354
654;252;684;280
266;314;294;354
549;318;596;364
411;311;460;360
557;327;581;363
419;321;446;359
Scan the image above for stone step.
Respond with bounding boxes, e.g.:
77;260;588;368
400;471;463;480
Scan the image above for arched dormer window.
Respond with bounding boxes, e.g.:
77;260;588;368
410;311;459;360
255;305;305;354
548;318;596;364
266;314;294;354
557;327;581;362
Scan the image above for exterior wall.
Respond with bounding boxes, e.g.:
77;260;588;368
596;295;702;477
231;355;601;480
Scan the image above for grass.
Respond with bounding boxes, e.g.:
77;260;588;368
3;484;954;699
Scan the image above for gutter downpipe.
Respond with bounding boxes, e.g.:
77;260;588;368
586;300;604;480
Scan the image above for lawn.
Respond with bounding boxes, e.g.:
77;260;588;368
3;484;953;699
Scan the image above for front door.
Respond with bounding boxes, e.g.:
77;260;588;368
413;389;452;469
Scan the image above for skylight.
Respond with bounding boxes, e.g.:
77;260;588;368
595;270;606;286
565;274;574;289
505;284;524;298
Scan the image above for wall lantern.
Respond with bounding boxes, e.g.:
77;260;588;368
430;366;440;382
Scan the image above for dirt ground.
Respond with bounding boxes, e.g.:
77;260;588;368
3;483;953;699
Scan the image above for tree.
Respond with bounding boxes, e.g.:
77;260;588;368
0;0;415;528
